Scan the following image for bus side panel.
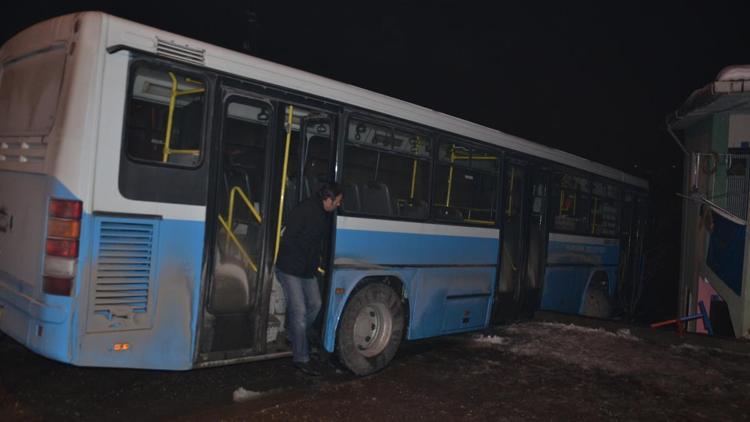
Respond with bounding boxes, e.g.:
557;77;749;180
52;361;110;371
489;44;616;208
75;218;204;370
322;217;498;352
540;233;620;314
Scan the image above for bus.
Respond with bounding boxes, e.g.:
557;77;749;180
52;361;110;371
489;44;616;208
0;12;648;375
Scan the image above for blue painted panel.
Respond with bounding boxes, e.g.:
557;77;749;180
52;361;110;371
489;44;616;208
541;266;592;313
541;235;620;315
442;296;490;332
707;212;745;296
547;238;620;266
0;173;206;369
335;228;498;265
322;265;496;352
76;218;205;370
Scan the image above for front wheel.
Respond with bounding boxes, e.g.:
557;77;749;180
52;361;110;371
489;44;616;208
336;283;404;376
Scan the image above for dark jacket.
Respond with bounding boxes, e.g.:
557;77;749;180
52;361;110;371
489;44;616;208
276;197;331;278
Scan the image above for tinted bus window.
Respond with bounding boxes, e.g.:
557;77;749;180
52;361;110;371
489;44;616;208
433;141;499;225
342;117;431;218
551;173;590;234
591;181;621;237
123;65;206;167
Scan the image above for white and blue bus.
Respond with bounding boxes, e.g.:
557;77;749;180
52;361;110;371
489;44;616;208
0;12;648;375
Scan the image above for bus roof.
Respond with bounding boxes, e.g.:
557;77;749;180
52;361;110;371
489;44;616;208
9;11;649;190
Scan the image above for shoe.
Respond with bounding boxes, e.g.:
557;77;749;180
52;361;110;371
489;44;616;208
293;361;320;377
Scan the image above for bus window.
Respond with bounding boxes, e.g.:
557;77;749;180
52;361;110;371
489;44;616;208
433;141;499;225
591;181;621;237
0;44;66;136
278;107;335;217
123;65;206;167
342;117;431;218
550;173;590;234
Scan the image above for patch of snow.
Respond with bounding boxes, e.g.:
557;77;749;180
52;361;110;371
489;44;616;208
233;387;263;402
473;335;511;346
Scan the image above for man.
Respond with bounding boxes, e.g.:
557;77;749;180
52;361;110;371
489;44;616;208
276;182;343;376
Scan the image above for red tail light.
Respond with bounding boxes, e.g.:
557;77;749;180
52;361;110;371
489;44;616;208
43;276;73;296
46;238;79;258
44;198;83;296
49;199;82;219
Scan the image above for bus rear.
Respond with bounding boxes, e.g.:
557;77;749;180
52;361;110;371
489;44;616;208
0;13;96;362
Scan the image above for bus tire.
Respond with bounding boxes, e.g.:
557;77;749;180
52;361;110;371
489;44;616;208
336;283;404;376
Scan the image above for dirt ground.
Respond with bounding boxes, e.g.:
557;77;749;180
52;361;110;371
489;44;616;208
2;313;750;421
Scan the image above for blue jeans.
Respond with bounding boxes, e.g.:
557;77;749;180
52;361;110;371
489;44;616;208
276;269;321;363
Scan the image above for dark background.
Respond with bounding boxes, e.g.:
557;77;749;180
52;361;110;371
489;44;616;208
4;1;750;322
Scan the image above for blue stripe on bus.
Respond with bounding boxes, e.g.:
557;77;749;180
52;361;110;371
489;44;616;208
334;228;499;265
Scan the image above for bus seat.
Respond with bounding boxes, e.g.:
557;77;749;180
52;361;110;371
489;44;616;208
399;200;428;219
435;206;463;222
360;181;393;216
211;259;253;314
342;182;361;212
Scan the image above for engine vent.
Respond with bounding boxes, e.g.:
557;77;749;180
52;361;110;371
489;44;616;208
87;218;160;333
155;37;205;65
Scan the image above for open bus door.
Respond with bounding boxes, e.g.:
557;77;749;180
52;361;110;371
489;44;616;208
198;83;336;363
493;159;548;323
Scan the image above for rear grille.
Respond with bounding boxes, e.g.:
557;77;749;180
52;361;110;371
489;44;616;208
93;221;154;314
156;37;205;65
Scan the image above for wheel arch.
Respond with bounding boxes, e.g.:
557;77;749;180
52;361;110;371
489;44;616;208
322;271;410;353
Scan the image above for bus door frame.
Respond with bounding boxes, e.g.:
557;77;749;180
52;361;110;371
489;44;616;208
493;156;549;323
197;76;340;365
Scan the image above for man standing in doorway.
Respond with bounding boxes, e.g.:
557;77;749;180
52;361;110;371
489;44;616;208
276;183;343;376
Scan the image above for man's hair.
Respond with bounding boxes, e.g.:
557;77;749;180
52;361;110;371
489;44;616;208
316;182;343;200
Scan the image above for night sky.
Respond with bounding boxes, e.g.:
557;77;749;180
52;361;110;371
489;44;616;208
3;1;750;319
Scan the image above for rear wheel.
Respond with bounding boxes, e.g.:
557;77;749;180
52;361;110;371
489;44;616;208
336;283;404;376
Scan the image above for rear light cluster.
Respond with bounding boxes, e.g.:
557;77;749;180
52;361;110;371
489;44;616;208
43;199;83;296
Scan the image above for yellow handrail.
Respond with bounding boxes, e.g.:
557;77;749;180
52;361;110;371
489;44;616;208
505;166;515;216
217;186;262;272
217;215;258;272
464;218;496;225
452;155;497;161
274;105;294;263
162;72;205;163
446;146;455;206
410;159;418;200
227;186;262;226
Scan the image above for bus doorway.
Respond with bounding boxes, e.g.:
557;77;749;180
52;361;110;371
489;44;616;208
198;85;337;363
493;161;548;323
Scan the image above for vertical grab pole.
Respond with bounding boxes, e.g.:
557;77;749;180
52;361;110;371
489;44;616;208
162;72;178;163
505;166;515;216
410;159;418;200
275;105;294;263
446;146;455;207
